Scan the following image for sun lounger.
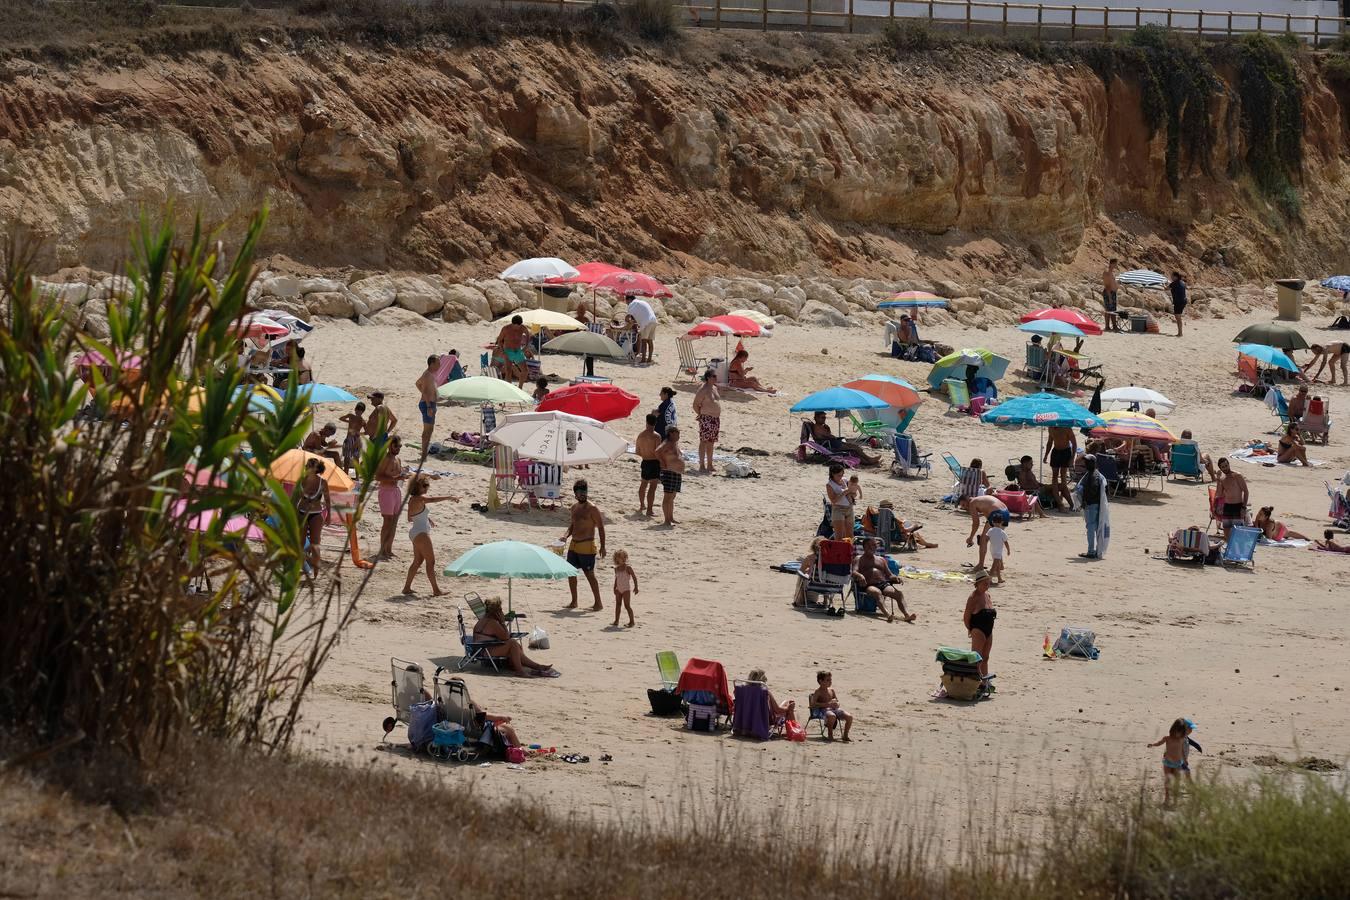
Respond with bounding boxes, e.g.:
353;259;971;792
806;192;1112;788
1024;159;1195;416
492;443;520;510
796;421;859;468
1222;525;1260;569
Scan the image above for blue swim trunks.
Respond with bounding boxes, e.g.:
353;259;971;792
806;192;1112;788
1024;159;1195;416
418;399;436;425
505;348;527;364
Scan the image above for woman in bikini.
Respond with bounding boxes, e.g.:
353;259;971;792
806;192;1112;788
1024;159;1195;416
291;457;332;575
1276;424;1309;466
728;349;776;393
472;599;557;677
401;475;461;596
1253;506;1309;542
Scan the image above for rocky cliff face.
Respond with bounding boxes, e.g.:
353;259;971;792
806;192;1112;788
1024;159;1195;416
2;30;1348;285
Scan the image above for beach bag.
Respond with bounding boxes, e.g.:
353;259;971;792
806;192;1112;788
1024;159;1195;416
784;719;807;742
528;627;550;650
686;703;717;732
916;345;938;364
724;460;754;478
941;673;982;701
407;699;439;752
647;688;683;716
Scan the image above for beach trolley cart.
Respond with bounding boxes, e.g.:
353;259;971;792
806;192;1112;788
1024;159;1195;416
382;657;428;740
676;658;733;732
935;647;985;701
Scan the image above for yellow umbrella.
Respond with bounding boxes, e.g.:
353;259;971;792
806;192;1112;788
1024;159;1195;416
269;449;356;490
491;308;586;335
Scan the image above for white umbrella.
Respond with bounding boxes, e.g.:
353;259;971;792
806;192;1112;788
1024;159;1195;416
489;410;627;466
1099;386;1176;413
1117;269;1167;289
500;258;580;282
728;309;776;331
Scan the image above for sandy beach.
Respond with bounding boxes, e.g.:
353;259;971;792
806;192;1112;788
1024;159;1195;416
297;308;1346;845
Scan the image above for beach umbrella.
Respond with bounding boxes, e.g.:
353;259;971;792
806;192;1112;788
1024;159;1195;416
234;382;355;411
1232;323;1309;351
789;386;889;414
926;348;1011;390
1321;276;1350;292
443;539;578;615
491;308;586;335
686;315;763;338
981;393;1105;429
268;449;355;491
1016;320;1086;338
1237;343;1300;373
1020;308;1102;336
1088;410;1179;443
1100;386;1176;412
234;313;289;341
878;291;949;309
1088;384;1102;415
536;384;639;422
73;349;143;371
172;499;265;542
437;376;533;404
542;330;627;358
500;257;580;282
727;309;776;329
256;309;313;342
591;270;671;298
489;410;628;466
232;383;283;413
1117;269;1167;289
842;374;925;411
546;261;629;286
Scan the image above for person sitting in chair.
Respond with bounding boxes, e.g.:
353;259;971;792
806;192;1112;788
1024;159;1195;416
472;599;558;678
852;538;917;623
809;412;880;466
747;668;796;724
1178;430;1217;481
865;499;938;549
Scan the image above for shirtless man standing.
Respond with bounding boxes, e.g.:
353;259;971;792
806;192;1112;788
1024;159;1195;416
364;392;398;448
691;370;722;473
1102;258;1121;333
656;426;685;526
494;315;532;387
561;479;606;610
1043;425;1077;510
634;414;662;516
1215;457;1249;540
414;355;439;457
962;494;1009;569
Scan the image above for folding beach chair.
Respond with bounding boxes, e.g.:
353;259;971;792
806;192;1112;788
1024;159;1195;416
798;539;852;616
491;443;519;510
656;650;681;691
455;608;503;671
1168;443;1204;482
890;433;932;479
1096;454;1128;496
383;657;427;739
1222;525;1260;569
943;378;970;411
677;658;733;732
521;461;564;509
1024;342;1047;383
674;337;708;381
480;404;498;435
1300;398;1330;445
848;410;893;442
463;591;528;640
647;650;684;716
796;421;860;468
942;452;964;480
731;681;776;741
1167;527;1209;564
1269;387;1291;428
1327;482;1350;529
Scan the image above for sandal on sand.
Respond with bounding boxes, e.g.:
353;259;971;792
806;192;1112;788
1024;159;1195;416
535;667;561;678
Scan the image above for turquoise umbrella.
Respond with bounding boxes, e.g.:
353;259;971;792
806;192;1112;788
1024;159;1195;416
443;540;578;615
235;382;357;411
1016;320;1085;338
789;386;889;414
981;392;1105;429
1236;343;1299;373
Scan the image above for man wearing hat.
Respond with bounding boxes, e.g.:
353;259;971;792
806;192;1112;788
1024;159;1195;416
691;368;722;474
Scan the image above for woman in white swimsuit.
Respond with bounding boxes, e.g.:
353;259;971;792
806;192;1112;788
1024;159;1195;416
402;475;461;596
291;458;332;576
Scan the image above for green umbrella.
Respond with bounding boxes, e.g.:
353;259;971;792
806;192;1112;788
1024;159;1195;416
542;330;627;358
443;539;578;614
437;375;532;404
1232;323;1309;352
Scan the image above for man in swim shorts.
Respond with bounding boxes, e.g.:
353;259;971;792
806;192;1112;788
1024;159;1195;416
415;354;439;457
1215;457;1248;540
691;369;721;473
494;315;532;387
1101;258;1121;333
561;479;606;610
656;426;684;526
364;391;398;447
1043;425;1077;510
634;414;662;516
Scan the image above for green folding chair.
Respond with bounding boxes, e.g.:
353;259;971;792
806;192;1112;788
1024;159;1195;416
847;411;893;441
656;650;681;691
943;378;970;410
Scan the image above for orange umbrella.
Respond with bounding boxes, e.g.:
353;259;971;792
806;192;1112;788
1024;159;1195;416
268;449;355;491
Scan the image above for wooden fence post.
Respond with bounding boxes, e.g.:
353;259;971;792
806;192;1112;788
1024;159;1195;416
966;0;972;34
715;0;722;30
1070;5;1076;41
1036;3;1043;40
806;0;811;31
761;0;767;32
1195;10;1203;36
1003;2;1008;35
1103;6;1109;40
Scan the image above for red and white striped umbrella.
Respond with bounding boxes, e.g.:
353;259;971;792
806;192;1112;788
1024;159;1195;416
591;270;671;298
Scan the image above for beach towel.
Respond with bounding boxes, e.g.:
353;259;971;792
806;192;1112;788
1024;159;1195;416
894;565;972;584
1229;448;1324;467
1258;537;1311;549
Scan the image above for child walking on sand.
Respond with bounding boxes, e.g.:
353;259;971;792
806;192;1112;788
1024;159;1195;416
1148;718;1194;805
987;511;1010;585
810;670;853;742
611;550;638;627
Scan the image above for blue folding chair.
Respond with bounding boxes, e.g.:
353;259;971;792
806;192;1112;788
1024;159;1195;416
942;452;964;480
891;434;932;479
1169;443;1204;482
1222;526;1260;569
456;608;504;671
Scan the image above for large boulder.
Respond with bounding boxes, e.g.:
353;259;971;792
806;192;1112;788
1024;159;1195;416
443;284;491;322
394;276;445;316
305;291;356;318
257;274;302;299
764;286;806;319
92;274;137;301
35;280;93;306
79;298;109;339
296;276;345;296
802;279;849;315
256;296;311;321
348;274;398;314
682;287;727;319
372;306;439;329
476;279;519;318
801;300;852;327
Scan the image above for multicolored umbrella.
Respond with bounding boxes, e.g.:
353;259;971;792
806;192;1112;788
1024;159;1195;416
1017;320;1085;338
842;374;924;410
1020;307;1102;336
926;348;1011;390
980;393;1105;429
878;291;949;309
727;309;776;329
234;313;289;341
500;257;580;282
1088;410;1179;443
590;270;671;298
536;384;640;422
1117;269;1167;289
789;386;889;414
1233;324;1309;352
1237;343;1300;373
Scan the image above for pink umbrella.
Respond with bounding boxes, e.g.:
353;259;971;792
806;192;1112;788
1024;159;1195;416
546;261;629;286
171;499;265;542
591;270;671;298
685;315;762;338
74;349;143;370
233;314;289;341
1020;308;1103;336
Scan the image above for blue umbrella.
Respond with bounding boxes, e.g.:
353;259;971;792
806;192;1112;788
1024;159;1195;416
1016;320;1085;338
789;386;890;414
1321;276;1350;292
235;382;358;411
981;392;1105;429
1237;343;1299;373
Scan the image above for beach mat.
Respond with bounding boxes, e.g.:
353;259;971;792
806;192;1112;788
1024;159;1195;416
1228;448;1324;467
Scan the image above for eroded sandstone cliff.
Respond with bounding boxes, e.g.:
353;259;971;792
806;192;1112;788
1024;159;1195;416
2;29;1348;284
